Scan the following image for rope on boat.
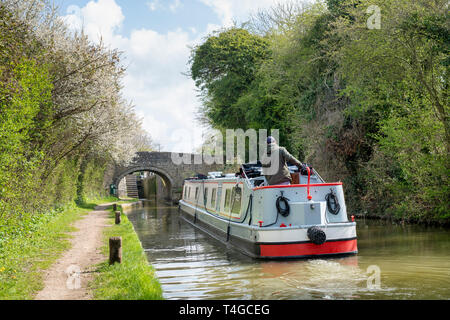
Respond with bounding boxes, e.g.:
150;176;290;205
246;194;253;226
261;191;289;227
325;189;340;215
276;191;290;217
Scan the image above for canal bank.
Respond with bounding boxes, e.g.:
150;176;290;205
35;203;113;300
90;200;163;300
0;198;117;300
0;196;163;300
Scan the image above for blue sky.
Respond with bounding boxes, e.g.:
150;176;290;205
53;0;299;152
54;0;222;35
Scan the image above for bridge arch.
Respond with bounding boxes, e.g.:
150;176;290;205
113;165;175;200
110;151;224;203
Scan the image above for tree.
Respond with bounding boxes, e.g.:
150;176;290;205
0;0;155;232
189;0;449;223
331;0;449;221
190;28;270;129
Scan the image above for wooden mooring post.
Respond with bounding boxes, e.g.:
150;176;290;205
109;237;122;265
115;211;121;225
112;203;117;211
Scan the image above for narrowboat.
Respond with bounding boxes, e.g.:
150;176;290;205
178;163;357;259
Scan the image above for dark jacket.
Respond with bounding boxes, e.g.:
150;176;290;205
262;143;302;185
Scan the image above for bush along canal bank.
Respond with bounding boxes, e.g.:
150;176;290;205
90;201;163;300
353;212;450;228
0;197;117;300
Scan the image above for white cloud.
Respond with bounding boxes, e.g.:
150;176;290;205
146;0;183;13
63;5;83;30
62;0;207;153
146;0;160;11
169;0;183;13
61;0;301;152
199;0;234;26
199;0;304;27
127;28;191;61
65;0;124;44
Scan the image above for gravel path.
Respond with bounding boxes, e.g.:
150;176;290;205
34;204;112;300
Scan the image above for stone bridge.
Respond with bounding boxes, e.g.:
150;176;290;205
110;152;225;202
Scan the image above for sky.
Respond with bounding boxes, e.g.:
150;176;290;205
53;0;300;153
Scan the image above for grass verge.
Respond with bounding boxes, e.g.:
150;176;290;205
0;197;117;300
90;204;163;300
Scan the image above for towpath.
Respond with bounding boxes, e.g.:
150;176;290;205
34;204;112;300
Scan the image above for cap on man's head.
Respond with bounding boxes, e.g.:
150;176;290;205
267;136;276;144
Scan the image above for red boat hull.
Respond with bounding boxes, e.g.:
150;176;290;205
259;239;358;258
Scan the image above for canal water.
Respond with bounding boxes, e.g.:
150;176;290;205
127;200;450;300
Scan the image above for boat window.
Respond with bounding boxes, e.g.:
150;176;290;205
195;187;199;200
211;188;217;209
188;187;191;199
231;186;242;215
204;187;209;205
224;189;231;211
